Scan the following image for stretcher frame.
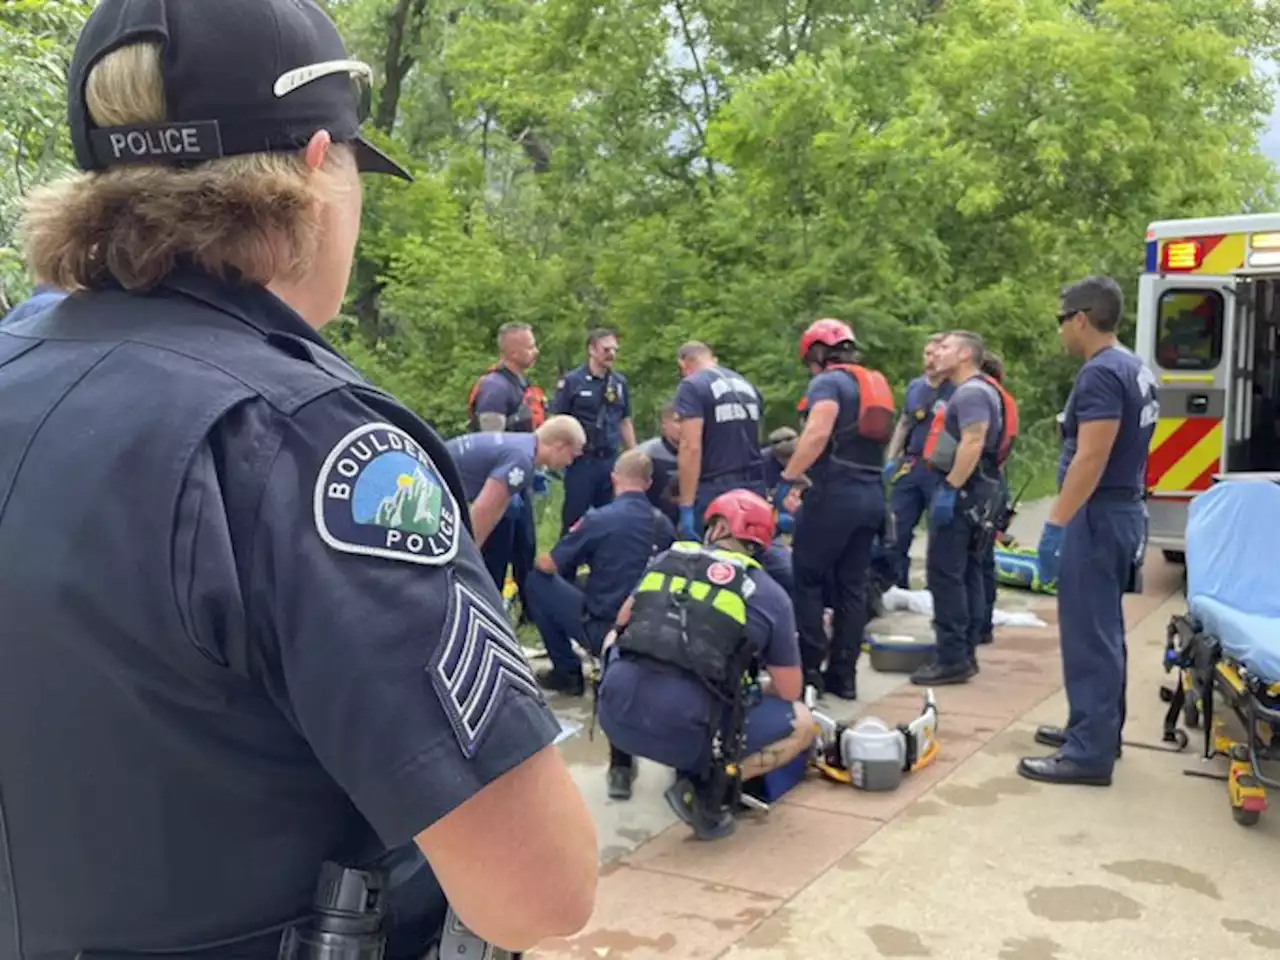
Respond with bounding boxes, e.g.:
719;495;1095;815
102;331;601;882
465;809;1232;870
1161;613;1280;826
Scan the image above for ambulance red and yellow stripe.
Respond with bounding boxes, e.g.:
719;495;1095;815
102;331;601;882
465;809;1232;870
1146;416;1223;495
1145;232;1247;275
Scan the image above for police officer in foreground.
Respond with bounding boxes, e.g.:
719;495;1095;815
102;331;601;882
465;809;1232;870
550;327;636;534
777;319;893;700
527;449;675;706
673;340;794;593
596;490;814;840
636;399;681;525
878;332;953;589
911;331;1007;686
446;416;586;587
1019;277;1157;787
0;1;597;954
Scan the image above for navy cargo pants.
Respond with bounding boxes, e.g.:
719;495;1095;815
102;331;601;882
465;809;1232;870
882;457;938;589
1057;496;1145;773
792;480;885;678
526;570;613;675
926;482;997;670
561;450;615;535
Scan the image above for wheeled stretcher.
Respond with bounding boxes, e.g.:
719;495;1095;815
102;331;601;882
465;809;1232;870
1160;477;1280;826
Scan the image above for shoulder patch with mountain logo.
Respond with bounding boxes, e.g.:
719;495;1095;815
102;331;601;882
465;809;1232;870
314;422;461;566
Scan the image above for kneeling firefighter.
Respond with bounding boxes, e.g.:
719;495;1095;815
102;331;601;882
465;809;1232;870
596;490;815;841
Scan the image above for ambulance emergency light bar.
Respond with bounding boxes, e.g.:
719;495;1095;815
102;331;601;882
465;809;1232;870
1161;239;1203;271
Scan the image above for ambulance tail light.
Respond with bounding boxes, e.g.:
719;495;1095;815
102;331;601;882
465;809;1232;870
1161;240;1203;272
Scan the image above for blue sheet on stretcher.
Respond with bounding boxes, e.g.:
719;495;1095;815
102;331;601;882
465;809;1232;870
1186;479;1280;684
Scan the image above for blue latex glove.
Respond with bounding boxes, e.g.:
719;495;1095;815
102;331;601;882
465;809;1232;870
1037;522;1065;584
677;505;697;541
883;459;900;484
773;479;794;508
930;484;957;526
776;510;795;535
532;469;550;498
507;492;526;515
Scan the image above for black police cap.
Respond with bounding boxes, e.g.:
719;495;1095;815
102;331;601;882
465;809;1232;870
67;0;412;181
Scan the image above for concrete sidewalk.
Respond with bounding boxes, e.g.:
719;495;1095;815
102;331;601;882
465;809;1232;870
530;517;1280;958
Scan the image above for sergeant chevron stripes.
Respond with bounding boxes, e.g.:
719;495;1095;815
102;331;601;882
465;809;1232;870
432;577;542;757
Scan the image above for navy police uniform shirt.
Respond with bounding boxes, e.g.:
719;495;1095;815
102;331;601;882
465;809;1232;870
945;377;1004;462
551;364;630;454
0;270;559;958
446;432;537;502
552;491;676;621
674;366;765;479
600;558;799;749
473;367;529;425
1058;345;1159;493
1;283;66;326
905;377;955;456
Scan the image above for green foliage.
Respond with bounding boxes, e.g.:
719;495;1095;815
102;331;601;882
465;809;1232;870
323;0;1280;488
0;0;92;310
5;0;1280;491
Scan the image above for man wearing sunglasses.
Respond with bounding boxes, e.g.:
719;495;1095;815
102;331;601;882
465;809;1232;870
550;327;636;534
0;0;596;956
1020;277;1158;788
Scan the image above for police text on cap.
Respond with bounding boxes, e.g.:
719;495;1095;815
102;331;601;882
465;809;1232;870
88;121;224;167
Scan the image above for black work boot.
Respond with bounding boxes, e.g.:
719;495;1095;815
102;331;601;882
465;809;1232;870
607;764;636;800
536;665;585;696
1035;725;1122;759
803;668;826;698
823;662;857;701
664;777;735;841
910;659;975;686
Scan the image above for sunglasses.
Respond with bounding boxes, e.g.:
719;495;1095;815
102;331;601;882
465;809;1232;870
1057;306;1091;325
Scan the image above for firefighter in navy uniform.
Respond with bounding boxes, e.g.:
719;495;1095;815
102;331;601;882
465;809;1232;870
467;321;546;619
776;319;893;700
596;490;814;839
1019;277;1157;787
911;331;1012;686
550;327;636;535
0;2;597;956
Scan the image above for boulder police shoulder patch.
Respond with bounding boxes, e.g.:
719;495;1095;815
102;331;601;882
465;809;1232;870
314;422;461;566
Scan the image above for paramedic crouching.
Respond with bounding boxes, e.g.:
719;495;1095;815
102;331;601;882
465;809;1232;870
1020;277;1157;787
596;490;814;841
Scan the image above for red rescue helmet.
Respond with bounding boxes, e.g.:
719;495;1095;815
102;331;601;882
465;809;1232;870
799;318;857;362
704;489;775;550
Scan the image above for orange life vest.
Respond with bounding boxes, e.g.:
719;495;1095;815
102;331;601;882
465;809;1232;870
797;363;897;474
922;375;1018;467
467;365;546;432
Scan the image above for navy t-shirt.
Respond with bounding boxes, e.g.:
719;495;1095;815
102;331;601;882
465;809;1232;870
803;369;881;483
446;432;537;502
551;492;675;621
472;369;527;422
904;377;955;456
944;377;1003;458
674;366;764;479
1058;345;1159;493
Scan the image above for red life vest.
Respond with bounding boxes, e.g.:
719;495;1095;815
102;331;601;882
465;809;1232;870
467;365;546;432
797;363;897;474
922;375;1019;467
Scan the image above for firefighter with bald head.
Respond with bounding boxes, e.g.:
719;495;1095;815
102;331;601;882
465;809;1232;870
775;319;894;700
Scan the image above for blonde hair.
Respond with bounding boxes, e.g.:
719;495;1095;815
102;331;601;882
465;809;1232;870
612;448;653;486
537;415;587;448
19;42;346;293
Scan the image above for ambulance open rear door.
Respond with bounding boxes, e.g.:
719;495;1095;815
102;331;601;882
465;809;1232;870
1137;271;1233;560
